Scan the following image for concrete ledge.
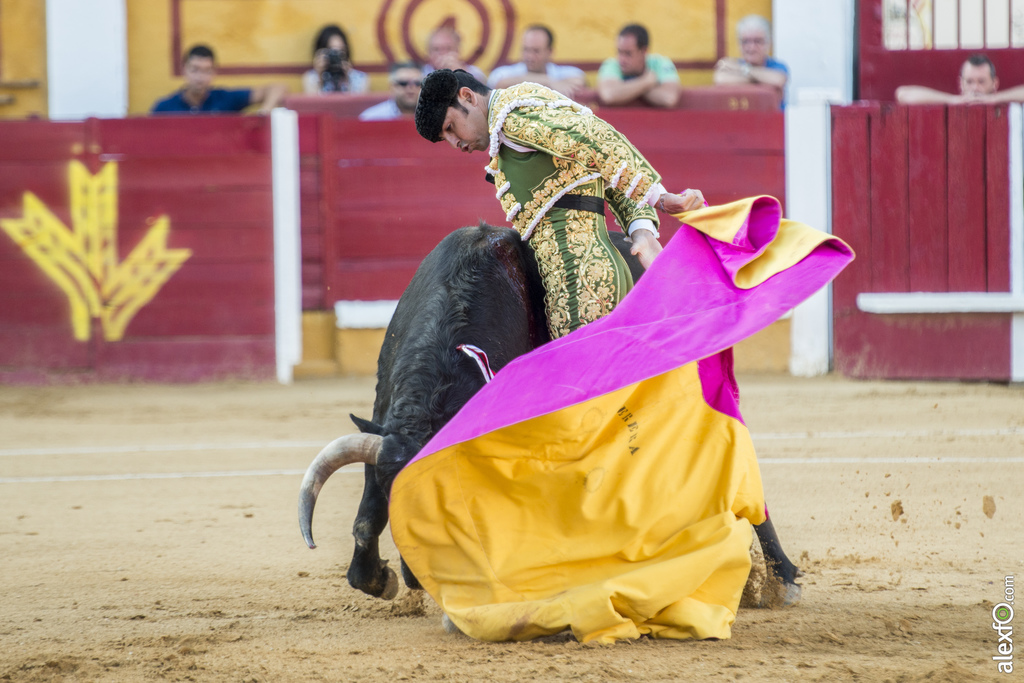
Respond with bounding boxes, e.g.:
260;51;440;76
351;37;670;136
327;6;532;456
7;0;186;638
858;292;1024;314
300;310;793;378
336;328;386;376
734;319;791;373
335;300;399;329
292;358;340;379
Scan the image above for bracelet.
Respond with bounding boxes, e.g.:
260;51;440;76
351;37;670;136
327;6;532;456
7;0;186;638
658;196;666;212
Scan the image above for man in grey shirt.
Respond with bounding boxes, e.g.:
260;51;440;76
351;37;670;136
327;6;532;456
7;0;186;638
488;25;585;98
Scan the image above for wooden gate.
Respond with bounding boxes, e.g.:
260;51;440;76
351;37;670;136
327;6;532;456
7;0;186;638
295;108;786;306
831;102;1022;380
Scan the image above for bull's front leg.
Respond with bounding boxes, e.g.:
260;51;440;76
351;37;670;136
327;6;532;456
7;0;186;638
753;511;802;607
347;464;399;599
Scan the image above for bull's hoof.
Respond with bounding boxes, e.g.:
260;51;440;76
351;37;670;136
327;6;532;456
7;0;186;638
380;566;399;600
782;581;802;606
441;614;464;635
752;578;802;609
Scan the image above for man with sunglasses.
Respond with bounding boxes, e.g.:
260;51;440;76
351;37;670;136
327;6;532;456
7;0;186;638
359;62;424;121
713;14;789;108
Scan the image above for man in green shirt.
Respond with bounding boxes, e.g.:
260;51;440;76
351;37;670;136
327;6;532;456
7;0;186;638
597;24;681;108
414;69;701;339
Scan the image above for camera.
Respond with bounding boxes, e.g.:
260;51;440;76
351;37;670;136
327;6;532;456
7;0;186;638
321;48;349;92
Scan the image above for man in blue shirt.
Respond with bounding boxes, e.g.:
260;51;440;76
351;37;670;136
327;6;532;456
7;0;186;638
152;45;287;114
713;15;789;108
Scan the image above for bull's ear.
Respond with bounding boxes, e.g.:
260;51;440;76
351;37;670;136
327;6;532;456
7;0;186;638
350;414;385;436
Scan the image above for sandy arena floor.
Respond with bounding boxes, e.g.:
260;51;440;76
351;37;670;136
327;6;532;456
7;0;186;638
0;374;1020;682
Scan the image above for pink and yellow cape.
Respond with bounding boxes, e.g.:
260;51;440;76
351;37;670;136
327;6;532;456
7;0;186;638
388;196;854;643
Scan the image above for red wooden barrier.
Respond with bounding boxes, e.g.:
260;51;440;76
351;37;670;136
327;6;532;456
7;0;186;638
285;85;780;118
577;84;781;111
284;93;389;118
301;108;785;303
831;103;1012;379
0;116;276;383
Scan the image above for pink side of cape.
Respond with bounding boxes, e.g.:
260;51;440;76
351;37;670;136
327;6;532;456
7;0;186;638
406;196;853;468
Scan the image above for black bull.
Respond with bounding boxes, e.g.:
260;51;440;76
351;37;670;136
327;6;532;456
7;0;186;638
299;223;801;606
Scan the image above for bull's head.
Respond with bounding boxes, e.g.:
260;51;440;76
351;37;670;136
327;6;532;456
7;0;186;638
297;414;420;550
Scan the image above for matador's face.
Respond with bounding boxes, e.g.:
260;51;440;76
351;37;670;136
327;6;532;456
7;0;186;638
439;90;490;154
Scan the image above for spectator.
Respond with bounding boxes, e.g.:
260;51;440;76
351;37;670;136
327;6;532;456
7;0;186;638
152;44;286;114
896;54;1024;104
597;24;680;108
487;25;585;98
713;15;789;107
302;24;368;94
422;25;487;83
359;62;423;121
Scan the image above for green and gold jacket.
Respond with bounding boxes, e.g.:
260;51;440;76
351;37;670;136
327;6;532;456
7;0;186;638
484;83;661;240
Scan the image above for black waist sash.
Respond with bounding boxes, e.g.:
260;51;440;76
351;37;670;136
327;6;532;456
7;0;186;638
484;174;605;215
551;194;605;214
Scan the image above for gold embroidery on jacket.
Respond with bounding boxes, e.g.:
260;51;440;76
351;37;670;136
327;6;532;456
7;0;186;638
488;85;661;237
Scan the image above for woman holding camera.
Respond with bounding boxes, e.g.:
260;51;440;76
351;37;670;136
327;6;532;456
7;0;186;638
303;25;369;94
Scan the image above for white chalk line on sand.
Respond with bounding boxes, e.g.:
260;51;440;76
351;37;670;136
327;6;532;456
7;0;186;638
2;426;1023;459
0;469;311;484
1;457;1022;484
754;426;1024;440
0;440;327;458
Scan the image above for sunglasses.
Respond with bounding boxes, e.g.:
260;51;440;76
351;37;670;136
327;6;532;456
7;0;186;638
393;79;422;87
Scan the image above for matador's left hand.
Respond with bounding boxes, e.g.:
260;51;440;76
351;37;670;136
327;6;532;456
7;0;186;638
627;230;663;270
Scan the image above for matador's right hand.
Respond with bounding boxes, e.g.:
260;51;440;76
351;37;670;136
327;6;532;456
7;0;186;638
659;189;705;214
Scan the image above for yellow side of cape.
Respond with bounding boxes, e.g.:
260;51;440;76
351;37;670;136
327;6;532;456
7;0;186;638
675;196;851;289
389;362;765;643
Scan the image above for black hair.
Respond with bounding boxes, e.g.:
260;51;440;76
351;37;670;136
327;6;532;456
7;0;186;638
619;24;650;51
965;53;996;79
453;68;490;96
415;69;491;142
525;24;554;50
183;44;215;65
313;24;351;60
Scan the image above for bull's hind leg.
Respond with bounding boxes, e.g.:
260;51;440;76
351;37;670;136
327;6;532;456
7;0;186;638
347;465;399;599
753;510;802;607
400;558;422;590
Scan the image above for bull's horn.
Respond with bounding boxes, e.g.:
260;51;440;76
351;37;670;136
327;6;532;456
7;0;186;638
298;433;383;549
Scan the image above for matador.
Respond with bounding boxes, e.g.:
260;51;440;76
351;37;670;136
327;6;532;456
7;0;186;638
414;68;704;338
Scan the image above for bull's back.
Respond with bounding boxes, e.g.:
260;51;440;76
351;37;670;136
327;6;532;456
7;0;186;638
372;225;545;428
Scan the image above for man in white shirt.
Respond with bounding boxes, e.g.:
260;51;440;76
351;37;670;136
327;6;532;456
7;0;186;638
359;62;423;121
422;26;487;83
896;54;1024;104
487;25;585;98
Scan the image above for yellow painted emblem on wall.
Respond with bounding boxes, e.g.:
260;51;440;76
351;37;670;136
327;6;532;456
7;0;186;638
0;161;192;342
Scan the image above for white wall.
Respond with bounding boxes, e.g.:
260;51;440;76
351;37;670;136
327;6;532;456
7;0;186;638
271;109;303;384
774;0;856;104
785;101;833;376
46;0;128;119
774;0;856;374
